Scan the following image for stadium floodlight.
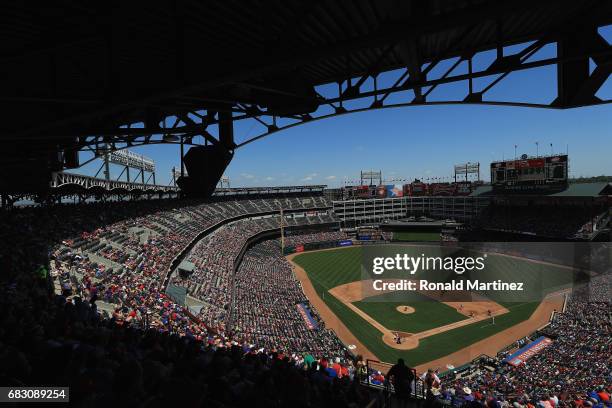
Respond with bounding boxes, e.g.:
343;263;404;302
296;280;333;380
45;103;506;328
360;170;382;186
95;149;157;184
109;150;155;173
218;176;230;188
454;162;480;182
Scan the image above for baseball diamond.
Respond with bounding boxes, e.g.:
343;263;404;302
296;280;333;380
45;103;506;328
289;246;569;370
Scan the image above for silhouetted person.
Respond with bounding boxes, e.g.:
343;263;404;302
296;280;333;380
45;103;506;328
387;358;414;407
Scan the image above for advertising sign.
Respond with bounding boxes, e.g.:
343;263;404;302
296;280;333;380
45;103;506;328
430;183;455;196
355;185;370;198
409;181;428;196
503;336;553;366
387;184;403;197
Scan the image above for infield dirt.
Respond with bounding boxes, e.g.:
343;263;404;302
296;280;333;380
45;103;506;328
328;278;509;350
287;248;566;371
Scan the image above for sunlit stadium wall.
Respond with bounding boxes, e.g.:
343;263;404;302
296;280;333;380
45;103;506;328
332;196;491;226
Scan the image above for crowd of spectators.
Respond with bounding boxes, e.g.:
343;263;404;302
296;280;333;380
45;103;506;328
283;230;348;247
0;196;384;407
169;217;274;333
0;265;373;407
432;272;611;407
231;240;347;357
47;200;251;338
575;212;610;239
1;196;335;340
474;204;609;239
1;196;610;406
170;221;349;337
41;197;335;338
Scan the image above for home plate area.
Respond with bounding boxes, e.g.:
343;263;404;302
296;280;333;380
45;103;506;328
328;279;509;350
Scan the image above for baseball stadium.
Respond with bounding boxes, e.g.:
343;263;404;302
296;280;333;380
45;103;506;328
289;244;572;368
0;2;611;407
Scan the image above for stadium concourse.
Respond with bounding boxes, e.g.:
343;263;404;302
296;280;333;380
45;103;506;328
0;191;610;407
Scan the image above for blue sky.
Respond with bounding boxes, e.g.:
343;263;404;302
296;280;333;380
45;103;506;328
76;30;612;188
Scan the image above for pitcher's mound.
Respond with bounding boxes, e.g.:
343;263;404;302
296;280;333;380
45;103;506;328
396;305;415;314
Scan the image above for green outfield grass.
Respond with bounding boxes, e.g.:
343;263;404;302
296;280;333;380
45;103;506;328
293;245;570;366
353;291;465;333
393;231;440;241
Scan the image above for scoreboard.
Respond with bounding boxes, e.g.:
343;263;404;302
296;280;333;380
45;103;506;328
491;154;568;191
354;185;371;198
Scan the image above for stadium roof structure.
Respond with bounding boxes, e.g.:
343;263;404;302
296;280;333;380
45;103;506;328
470;182;612;197
550;182;612;197
214;185;327;196
1;0;611;195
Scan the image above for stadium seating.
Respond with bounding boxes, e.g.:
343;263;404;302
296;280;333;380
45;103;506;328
431;270;611;407
0;197;376;406
1;196;610;407
231;238;348;356
284;230;348;247
474;204;609;239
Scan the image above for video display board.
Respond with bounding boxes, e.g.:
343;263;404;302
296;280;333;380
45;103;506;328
491;155;568;192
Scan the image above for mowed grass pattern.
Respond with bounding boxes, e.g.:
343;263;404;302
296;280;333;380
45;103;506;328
353;291;465;333
292;246;564;366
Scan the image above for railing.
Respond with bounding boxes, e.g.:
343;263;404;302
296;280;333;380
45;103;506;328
364;359;425;400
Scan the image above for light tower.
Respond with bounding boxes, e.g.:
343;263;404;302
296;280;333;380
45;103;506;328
95;148;156;185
